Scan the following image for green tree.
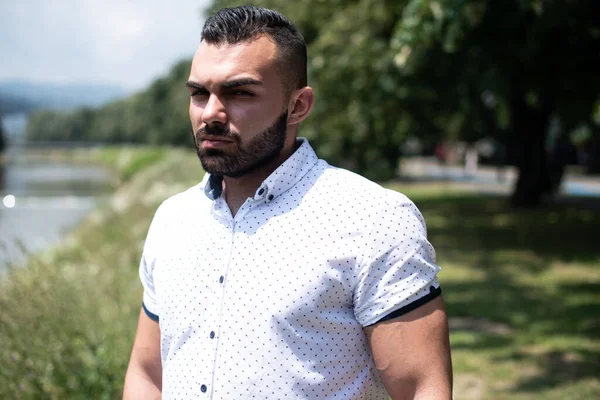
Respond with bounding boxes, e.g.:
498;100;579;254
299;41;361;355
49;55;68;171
208;0;600;206
25;59;193;147
394;0;600;206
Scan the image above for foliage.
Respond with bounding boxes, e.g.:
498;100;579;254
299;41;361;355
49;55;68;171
395;0;600;205
206;0;600;202
25;60;193;147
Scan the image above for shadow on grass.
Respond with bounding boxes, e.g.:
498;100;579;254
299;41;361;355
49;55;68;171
410;192;600;393
414;193;599;265
502;349;600;393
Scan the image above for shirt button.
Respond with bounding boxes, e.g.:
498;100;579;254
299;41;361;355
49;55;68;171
258;188;265;195
219;276;224;284
268;194;274;201
210;331;215;339
201;384;207;393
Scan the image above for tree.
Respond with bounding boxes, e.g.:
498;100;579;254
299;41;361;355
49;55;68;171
394;0;600;206
208;0;600;206
25;59;193;147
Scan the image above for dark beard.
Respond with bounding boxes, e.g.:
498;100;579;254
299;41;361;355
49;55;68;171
192;111;288;178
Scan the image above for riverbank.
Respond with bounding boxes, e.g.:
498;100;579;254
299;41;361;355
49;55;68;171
0;146;177;269
0;146;203;397
16;145;171;184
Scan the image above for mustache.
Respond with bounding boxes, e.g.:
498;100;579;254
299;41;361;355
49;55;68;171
196;124;238;139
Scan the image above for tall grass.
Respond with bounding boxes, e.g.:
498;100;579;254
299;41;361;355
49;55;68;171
0;147;202;398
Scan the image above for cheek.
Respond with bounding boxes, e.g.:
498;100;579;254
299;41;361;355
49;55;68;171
189;101;204;128
228;103;279;136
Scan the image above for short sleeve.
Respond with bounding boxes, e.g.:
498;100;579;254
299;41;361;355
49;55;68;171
139;204;166;322
353;195;441;327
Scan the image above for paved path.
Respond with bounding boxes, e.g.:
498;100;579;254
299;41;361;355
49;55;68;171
400;157;600;198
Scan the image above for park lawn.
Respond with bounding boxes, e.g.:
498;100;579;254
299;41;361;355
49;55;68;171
0;149;598;399
390;183;600;399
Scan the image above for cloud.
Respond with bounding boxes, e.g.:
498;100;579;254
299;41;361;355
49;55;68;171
0;0;211;92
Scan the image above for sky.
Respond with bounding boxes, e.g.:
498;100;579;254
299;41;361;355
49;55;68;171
0;0;212;93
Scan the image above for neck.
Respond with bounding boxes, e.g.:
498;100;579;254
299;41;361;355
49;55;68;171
222;138;297;216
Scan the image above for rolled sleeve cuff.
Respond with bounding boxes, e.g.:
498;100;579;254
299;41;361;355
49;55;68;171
142;301;159;322
366;285;442;327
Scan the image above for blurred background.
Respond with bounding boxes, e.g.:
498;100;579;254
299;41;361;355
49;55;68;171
1;0;599;398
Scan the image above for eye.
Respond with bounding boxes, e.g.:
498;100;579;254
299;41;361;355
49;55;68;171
190;89;209;97
229;90;254;97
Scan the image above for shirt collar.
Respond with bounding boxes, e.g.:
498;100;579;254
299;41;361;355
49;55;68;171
202;138;318;203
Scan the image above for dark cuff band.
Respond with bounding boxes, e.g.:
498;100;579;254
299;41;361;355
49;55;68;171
371;285;442;326
142;301;159;322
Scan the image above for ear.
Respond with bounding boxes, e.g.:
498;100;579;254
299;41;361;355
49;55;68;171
287;86;314;126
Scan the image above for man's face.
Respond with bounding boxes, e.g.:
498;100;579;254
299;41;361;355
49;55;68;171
187;35;290;177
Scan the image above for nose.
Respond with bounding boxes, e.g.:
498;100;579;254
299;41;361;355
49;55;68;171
202;94;227;125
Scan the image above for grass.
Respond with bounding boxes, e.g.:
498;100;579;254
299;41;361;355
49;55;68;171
0;150;599;399
388;182;600;399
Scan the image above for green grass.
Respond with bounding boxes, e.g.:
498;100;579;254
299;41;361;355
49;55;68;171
0;152;599;399
91;146;169;182
388;182;600;399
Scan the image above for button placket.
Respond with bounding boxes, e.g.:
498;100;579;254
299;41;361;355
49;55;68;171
205;213;236;398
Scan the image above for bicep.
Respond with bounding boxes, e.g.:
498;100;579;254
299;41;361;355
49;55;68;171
124;308;162;397
364;296;452;400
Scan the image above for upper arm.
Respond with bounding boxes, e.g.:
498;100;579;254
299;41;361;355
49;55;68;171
364;296;452;400
124;308;162;398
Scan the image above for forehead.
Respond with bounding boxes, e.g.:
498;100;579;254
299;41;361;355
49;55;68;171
190;35;281;85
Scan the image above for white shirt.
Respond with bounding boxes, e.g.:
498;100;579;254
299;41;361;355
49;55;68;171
140;138;441;399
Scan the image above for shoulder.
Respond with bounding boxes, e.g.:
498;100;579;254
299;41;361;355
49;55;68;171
302;161;425;235
314;161;415;210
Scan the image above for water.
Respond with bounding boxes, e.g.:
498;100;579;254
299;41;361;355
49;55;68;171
1;114;115;269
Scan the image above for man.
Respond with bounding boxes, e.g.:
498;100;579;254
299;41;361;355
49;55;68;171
124;6;452;399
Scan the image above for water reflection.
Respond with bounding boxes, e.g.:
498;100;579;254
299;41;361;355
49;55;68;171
0;150;115;270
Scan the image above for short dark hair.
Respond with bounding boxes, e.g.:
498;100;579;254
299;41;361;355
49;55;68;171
201;6;307;92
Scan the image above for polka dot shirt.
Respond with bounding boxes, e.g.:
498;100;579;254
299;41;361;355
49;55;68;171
139;138;442;399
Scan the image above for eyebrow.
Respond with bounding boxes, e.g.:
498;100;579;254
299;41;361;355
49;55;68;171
186;78;263;91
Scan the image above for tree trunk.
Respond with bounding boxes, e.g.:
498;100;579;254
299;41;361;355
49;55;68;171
585;134;600;175
509;93;553;208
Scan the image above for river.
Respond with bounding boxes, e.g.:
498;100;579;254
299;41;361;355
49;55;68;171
0;114;115;270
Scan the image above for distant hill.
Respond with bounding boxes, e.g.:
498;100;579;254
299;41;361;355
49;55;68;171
24;59;192;145
0;80;127;114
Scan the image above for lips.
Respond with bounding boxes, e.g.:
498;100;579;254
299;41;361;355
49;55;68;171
201;137;233;142
200;136;235;149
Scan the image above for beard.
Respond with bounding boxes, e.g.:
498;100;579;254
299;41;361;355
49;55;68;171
192;111;288;178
